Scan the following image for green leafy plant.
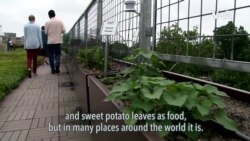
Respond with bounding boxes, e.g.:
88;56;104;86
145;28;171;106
77;46;104;70
110;41;129;59
105;49;237;140
214;21;250;60
63;33;70;45
123;48;166;77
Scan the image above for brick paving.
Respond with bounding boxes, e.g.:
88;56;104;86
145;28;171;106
0;62;93;141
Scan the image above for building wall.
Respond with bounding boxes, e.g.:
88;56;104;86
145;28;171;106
4;32;16;38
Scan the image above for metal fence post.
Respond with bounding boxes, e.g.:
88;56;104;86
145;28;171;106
97;0;103;43
139;0;152;50
84;14;88;48
104;36;109;76
72;27;75;40
77;22;80;40
152;0;157;50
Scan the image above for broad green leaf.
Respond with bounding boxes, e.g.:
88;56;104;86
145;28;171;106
182;83;194;88
204;84;218;93
122;107;138;125
141;76;166;84
214;109;237;131
147;78;175;86
193;83;204;90
163;90;188;107
204;84;228;97
127;79;140;89
141;86;164;100
152;86;165;99
184;92;198;110
110;82;130;93
141;87;151;97
120;92;137;100
141;78;149;85
158;80;175;86
214;91;228;97
175;82;191;86
197;103;210;116
131;97;154;112
191;108;210;121
204;84;218;94
208;94;226;108
105;92;123;101
182;87;199;95
148;77;166;81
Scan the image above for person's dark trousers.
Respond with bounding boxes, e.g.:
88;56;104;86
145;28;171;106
48;44;61;73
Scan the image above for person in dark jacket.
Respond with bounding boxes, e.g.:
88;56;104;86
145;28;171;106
41;26;49;65
7;39;13;51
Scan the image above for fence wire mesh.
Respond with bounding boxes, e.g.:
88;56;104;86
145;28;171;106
67;0;250;73
155;0;250;62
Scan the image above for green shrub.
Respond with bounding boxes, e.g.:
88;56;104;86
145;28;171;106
211;70;250;91
77;46;104;70
110;41;129;59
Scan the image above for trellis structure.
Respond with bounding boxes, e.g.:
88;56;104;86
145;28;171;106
68;0;250;73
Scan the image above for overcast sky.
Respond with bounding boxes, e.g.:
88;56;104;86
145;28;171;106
0;0;92;37
1;0;249;38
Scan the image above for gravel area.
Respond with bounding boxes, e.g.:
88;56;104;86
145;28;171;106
225;98;250;137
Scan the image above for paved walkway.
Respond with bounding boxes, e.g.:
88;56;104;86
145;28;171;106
0;61;93;141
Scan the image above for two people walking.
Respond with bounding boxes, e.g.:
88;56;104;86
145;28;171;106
24;10;65;78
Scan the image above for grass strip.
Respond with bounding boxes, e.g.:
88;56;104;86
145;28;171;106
0;49;27;100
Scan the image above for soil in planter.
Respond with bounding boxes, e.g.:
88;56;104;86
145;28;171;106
78;60;128;79
225;98;250;137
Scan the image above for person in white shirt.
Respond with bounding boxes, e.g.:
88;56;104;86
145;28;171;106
45;10;65;74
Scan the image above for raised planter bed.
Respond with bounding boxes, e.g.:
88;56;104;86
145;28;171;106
64;54;91;114
72;67;91;113
87;75;164;141
87;76;250;141
64;52;250;141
